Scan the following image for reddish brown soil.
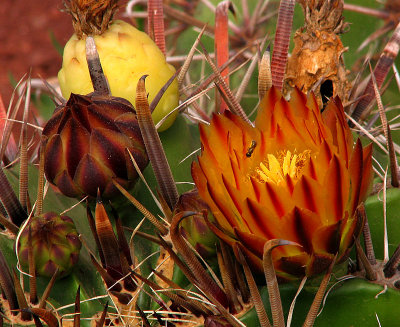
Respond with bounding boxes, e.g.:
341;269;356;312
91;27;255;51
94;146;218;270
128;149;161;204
0;0;130;107
0;0;73;105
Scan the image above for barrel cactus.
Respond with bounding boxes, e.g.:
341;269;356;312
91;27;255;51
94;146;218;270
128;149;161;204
0;0;400;326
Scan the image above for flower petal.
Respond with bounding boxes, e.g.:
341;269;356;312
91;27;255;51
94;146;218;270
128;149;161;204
311;220;342;255
323;155;350;224
73;154;112;197
90;128;130;178
53;170;81;198
292;176;324;216
44;134;66;182
60;117;90;178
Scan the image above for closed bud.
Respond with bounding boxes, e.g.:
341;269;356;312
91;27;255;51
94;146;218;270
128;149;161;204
18;212;81;278
42;93;148;199
174;189;218;258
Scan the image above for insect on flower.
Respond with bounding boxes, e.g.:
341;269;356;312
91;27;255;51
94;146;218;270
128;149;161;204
246;140;257;158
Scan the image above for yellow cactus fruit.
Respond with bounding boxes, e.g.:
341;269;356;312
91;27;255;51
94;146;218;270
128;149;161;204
58;0;179;131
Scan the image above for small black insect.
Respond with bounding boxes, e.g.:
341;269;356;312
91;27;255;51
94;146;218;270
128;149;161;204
246;140;257;157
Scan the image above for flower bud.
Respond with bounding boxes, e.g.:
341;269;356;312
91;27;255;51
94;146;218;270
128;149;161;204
174;189;218;258
42;93;148;198
18;212;81;278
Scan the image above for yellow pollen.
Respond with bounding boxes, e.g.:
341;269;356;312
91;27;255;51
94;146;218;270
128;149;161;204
255;150;310;184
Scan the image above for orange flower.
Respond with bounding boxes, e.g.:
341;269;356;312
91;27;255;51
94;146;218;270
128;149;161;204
192;87;373;279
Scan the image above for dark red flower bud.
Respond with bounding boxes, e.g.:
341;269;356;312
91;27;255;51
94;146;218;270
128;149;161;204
42;93;148;198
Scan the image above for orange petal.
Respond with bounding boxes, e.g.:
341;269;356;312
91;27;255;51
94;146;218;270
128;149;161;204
234;228;266;258
289;87;309;118
282;207;322;254
338;212;364;260
206;178;248;233
311;220;342;255
205;215;237;245
322;98;352;163
292;176;324;216
304;141;332;184
255;86;281;134
233;242;264;274
322;155;350;224
245;198;280;239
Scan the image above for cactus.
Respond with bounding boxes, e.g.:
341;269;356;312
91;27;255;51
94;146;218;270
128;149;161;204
1;0;400;326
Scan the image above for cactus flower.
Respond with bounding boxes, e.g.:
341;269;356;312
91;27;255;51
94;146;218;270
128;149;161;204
18;212;81;278
192;87;373;279
42;93;148;199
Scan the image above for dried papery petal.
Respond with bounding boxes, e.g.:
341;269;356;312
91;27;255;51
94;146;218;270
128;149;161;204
285;0;350;106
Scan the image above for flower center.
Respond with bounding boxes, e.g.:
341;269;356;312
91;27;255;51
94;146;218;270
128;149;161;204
255;150;311;184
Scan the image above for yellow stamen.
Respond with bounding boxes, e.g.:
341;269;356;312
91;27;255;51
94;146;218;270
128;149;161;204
255;150;310;184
